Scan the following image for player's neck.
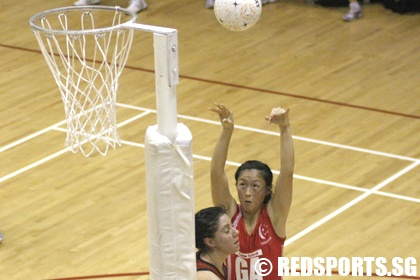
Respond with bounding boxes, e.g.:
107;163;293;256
242;209;262;235
202;251;226;276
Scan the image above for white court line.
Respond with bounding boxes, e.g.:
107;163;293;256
116;103;155;112
293;174;420;204
0;120;66;153
117;111;152;127
0;148;69;184
1;104;418;206
115;105;419;162
2;104;413;203
51;111;152;133
284;161;420;247
191;154;420;204
121;140;145;148
177;114;419;162
3;104;415;165
0;111;153;184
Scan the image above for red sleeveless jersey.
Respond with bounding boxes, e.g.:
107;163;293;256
226;205;285;280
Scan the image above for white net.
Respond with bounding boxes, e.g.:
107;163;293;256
30;6;136;156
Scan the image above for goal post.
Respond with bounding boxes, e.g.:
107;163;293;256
138;23;196;280
30;6;196;279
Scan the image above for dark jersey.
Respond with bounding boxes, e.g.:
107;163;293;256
197;252;228;280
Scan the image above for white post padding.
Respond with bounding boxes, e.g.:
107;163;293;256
145;123;196;280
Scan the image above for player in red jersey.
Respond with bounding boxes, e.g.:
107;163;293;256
209;104;294;280
196;206;240;280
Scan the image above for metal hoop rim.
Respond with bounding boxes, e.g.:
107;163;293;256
29;6;137;35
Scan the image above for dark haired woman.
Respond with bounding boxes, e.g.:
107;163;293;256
209;104;294;280
195;206;240;280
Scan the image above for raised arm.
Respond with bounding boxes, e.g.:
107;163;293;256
265;107;295;238
209;104;237;217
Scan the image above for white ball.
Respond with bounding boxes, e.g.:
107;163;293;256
214;0;262;32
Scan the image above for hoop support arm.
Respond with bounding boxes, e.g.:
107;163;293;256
123;22;177;36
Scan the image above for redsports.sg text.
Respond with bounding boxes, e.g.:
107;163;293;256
254;257;417;277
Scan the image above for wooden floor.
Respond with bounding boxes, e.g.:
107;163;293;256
0;0;419;279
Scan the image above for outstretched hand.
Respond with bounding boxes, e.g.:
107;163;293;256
265;107;290;127
209;103;234;130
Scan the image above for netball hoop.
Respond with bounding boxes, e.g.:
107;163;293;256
30;6;196;280
30;6;136;156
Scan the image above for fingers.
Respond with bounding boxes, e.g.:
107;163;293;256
270;107;287;116
265;107;290;124
208;103;221;113
208;103;231;116
209;104;289;127
208;103;226;111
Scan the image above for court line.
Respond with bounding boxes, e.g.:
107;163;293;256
177;114;419;162
284;161;420;246
119;110;152;128
0;112;153;184
0;120;66;153
1;108;418;206
2;43;418;120
3;41;420;121
116;104;419;162
293;174;420;204
0;148;69;184
0;106;150;155
176;73;420;120
2;106;417;163
190;154;420;204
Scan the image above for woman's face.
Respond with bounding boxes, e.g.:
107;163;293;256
236;169;270;213
212;214;240;254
